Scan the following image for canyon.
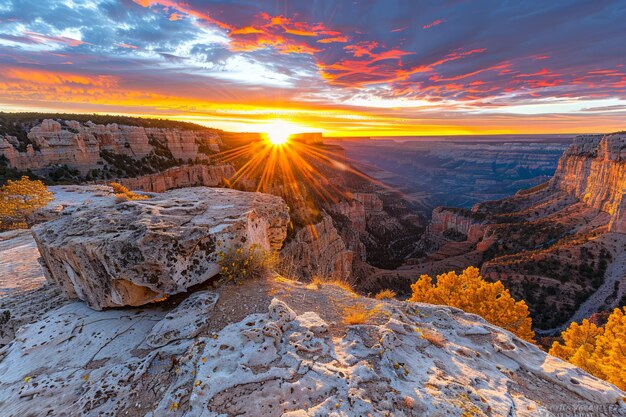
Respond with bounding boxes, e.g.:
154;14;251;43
1;117;626;414
0;184;624;416
2;116;625;336
330;136;570;215
374;133;626;333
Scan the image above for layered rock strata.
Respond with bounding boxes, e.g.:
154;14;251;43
549;133;626;232
0;119;221;174
32;187;289;309
116;164;235;193
280;215;353;280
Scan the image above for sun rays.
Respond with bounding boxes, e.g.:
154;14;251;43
212;126;394;226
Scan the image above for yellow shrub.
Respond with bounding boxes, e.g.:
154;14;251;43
375;289;397;300
550;307;626;390
409;266;535;343
0;176;53;230
343;303;375;325
110;182;148;201
216;244;276;283
307;275;354;292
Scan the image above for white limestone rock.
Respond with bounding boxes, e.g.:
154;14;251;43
0;294;624;417
146;291;219;348
32;187;289;309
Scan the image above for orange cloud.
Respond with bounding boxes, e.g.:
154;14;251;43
317;36;348;44
423;19;445;29
23;31;88;47
1;66;117;88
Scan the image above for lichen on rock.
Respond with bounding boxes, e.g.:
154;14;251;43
31;187;289;309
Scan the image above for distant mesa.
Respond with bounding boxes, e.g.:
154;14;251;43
288;131;323;145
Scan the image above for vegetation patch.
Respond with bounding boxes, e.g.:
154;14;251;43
0;176;53;231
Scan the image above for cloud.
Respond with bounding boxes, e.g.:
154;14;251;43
0;0;625;135
423;19;445;29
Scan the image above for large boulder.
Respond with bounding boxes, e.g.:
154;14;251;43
32;187;289;309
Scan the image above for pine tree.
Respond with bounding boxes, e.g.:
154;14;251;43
409;266;535;342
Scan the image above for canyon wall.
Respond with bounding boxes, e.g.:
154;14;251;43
549;133;626;232
427;207;486;242
0;119;221;174
116;164;235;192
280;215;353;281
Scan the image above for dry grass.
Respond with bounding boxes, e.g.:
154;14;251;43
421;328;447;348
307;275;354;293
374;289;397;300
342;303;375;325
110;182;148;201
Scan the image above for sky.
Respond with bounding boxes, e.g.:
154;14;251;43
0;0;625;136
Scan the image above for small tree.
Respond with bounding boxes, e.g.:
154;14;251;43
0;176;53;230
409;266;535;342
550;307;626;390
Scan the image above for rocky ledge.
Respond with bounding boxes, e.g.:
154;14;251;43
32;187;289;309
0;279;624;416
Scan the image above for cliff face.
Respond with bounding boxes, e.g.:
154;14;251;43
0;119;221;174
549;133;626;232
116;164;236;193
280;214;353;281
391;133;626;331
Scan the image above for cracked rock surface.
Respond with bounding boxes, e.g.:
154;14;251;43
0;282;624;417
32;187;289;309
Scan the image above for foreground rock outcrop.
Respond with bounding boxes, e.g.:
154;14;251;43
0;277;623;416
32;187;289;309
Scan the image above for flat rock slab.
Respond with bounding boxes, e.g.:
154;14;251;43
32;187;289;309
0;230;45;297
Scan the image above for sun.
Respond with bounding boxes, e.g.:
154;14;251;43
265;121;298;146
268;131;290;145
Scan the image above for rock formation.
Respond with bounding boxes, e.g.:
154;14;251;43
0;119;221;175
549;133;626;233
115;164;236;193
32;187;289;309
280;214;353;280
418;207;487;254
0;279;623;416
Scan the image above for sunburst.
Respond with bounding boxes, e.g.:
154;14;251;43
213;123;392;226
